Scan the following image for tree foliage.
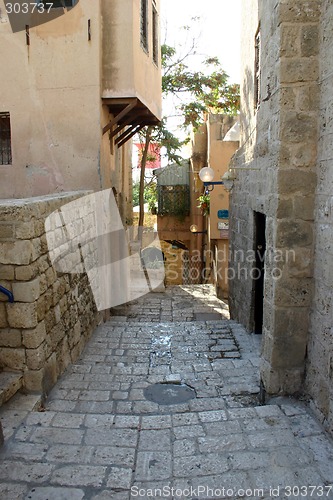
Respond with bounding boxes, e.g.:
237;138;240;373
135;22;240;234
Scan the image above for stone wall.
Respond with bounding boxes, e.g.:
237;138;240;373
306;0;333;433
230;0;320;395
0;193;102;395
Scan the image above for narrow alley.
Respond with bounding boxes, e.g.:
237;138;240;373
0;285;332;500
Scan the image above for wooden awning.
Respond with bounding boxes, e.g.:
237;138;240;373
102;97;160;148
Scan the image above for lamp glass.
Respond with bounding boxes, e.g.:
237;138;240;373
199;167;214;182
190;224;198;233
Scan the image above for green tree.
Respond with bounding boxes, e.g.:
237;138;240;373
136;30;240;240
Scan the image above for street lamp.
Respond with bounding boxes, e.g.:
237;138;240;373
199;166;224;194
190;224;207;234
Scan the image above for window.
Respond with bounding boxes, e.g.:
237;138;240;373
0;113;12;165
141;0;148;52
152;2;158;65
254;26;261;110
42;0;78;9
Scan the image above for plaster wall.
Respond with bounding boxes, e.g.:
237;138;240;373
101;0;162;121
0;0;103;197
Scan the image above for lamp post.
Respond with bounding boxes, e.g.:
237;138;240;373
199;166;224;194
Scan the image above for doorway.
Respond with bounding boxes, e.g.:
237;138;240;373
253;212;266;334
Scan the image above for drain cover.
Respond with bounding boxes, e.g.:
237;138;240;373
144;383;196;405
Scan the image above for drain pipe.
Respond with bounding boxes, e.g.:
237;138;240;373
0;285;14;303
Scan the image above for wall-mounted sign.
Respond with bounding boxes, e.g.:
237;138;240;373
218;209;229;219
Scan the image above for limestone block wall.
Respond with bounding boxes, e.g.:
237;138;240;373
229;0;281;329
306;0;333;433
0;193;102;395
230;0;320;395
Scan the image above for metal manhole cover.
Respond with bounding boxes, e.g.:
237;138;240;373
144;383;196;405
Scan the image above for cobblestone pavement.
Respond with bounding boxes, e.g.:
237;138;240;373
0;285;332;500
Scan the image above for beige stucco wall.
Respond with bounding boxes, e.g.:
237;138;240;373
0;0;103;197
101;0;162;121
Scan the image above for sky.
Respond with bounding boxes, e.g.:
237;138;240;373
160;0;242;84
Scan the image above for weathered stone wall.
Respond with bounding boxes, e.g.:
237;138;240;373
0;193;102;395
306;0;333;433
229;0;281;329
230;0;320;394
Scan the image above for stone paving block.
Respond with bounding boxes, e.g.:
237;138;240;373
172;412;199;426
51;465;107;488
25;487;85;500
198;410;228;422
30;427;84;445
77;390;110;402
84;428;138;447
289;413;325;437
51;412;85;428
229;451;271;470
248;429;297;449
174;453;229;477
84;413;114;427
198;433;248;453
0;483;28;500
271;446;314;467
141;415;172;429
106;466;133;489
114;415;140;428
74;401;114;414
0;460;54;483
1;441;48;462
135;451;172;481
93;446;136;467
138;429;171;451
46;445;95;464
173;438;197;457
203;420;242;435
173;424;205;439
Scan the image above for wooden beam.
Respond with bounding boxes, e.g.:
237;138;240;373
102;99;138;135
117;124;145;148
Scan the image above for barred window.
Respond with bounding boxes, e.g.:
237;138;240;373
0;113;12;165
157;185;190;217
141;0;148;52
152;2;158;65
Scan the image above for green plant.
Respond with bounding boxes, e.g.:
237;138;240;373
197;194;210;216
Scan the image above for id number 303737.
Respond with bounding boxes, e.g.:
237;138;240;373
5;3;54;14
283;485;332;497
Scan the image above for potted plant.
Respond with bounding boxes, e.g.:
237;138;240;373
197;193;210;216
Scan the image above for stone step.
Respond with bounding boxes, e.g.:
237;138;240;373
0;371;23;407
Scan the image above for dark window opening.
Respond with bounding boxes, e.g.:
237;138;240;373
25;25;30;45
141;0;148;52
43;0;78;9
88;19;91;41
254;26;261;110
152;3;158;65
0;112;12;165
